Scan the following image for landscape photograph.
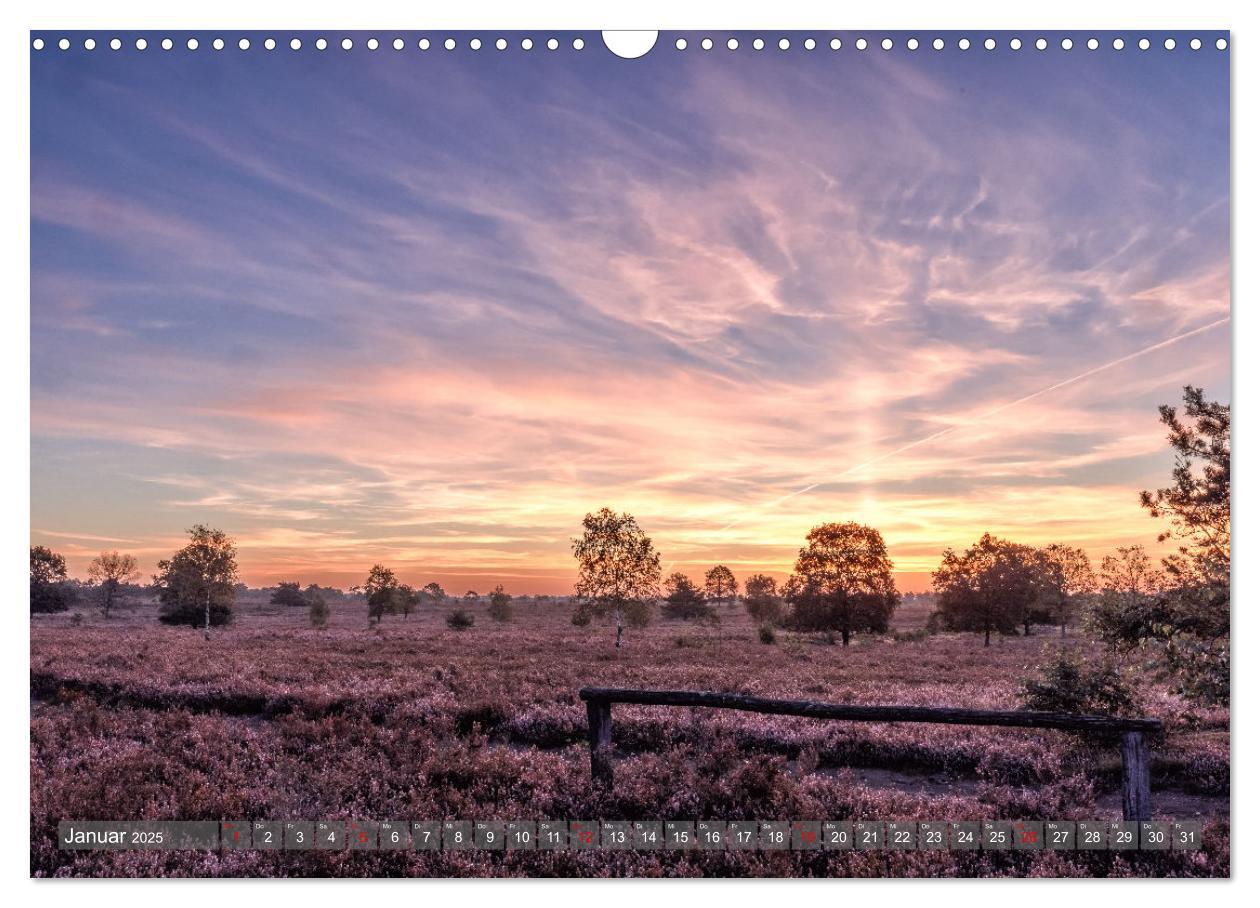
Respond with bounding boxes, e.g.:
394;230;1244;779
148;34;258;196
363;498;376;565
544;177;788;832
29;32;1229;878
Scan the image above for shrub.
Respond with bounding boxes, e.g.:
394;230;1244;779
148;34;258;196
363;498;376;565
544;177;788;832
893;628;929;643
31;546;75;614
270;582;306;608
758;624;777;645
1018;650;1137;719
69;612;83;627
308;593;329;629
674;635;702;649
570;608;591;627
446;609;475;631
488;585;513;623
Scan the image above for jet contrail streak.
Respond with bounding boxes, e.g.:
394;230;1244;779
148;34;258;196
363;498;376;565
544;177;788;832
710;315;1230;536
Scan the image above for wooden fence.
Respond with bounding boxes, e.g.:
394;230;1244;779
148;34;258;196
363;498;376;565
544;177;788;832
579;687;1162;821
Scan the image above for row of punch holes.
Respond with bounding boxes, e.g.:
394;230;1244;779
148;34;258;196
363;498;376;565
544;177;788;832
32;34;1229;53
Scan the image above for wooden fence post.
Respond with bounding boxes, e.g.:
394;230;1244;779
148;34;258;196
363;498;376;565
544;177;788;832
586;697;613;785
1120;731;1152;821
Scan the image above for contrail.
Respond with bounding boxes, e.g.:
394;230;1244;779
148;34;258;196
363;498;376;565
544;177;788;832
710;315;1230;535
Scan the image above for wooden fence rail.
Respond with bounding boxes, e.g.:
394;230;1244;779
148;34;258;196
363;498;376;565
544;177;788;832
578;687;1161;821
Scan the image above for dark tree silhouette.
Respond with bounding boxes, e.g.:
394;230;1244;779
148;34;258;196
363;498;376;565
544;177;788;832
488;584;513;622
88;551;141;618
932;533;1037;646
270;581;306;608
785;522;898;645
1140;386;1230;623
30;545;75;614
571;507;661;648
703;565;738;608
1035;544;1095;636
742;573;782;624
154;526;238;633
362;564;399;625
661;572;712;621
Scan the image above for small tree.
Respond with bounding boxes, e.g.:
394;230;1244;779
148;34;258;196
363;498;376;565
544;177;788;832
446;608;475;630
661;572;712;621
703;565;738;609
363;564;399;626
785;522;898;646
488;584;513;622
422;582;447;606
87;551;140;618
932;533;1037;646
30;545;75;614
154;525;239;632
743;573;782;624
1035;544;1095;636
308;592;330;629
270;581;307;608
571;507;661;648
393;584;415;620
1089;545;1166;647
463;590;478;601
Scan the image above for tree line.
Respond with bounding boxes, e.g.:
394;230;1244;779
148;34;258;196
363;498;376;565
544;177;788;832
29;388;1227;702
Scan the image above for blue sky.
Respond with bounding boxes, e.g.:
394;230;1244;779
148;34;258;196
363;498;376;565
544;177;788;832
30;33;1230;591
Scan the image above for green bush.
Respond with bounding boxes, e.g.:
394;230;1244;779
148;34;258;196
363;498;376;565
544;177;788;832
446;609;475;631
758;624;777;645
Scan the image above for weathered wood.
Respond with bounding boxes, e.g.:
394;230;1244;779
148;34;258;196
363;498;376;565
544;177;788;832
579;688;1162;733
585;698;613;785
579;687;1158;818
1120;730;1153;821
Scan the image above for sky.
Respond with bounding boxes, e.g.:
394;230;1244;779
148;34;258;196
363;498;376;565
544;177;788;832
30;32;1231;593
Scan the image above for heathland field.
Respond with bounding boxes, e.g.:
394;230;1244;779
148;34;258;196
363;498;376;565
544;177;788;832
30;597;1228;878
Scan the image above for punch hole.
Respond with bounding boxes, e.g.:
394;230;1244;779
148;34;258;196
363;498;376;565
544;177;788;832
603;31;658;59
